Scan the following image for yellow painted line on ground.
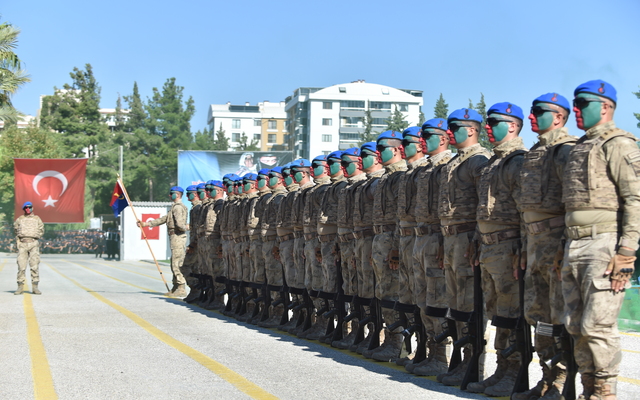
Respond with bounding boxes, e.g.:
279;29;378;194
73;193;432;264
0;258;6;272
49;264;278;400
87;260;163;281
621;331;640;338
60;260;161;293
24;293;58;400
620;376;640;385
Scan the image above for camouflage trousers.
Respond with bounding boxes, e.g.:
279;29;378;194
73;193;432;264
525;226;566;360
443;230;475;313
262;239;283;286
16;240;40;285
413;232;447;336
292;236;306;289
221;239;233;279
206;237;224;296
250;239;265;284
320;236;340;293
279;238;295;287
480;239;520;356
562;232;624;378
181;249;199;287
398;234;416;304
353;235;375;299
237;240;250;283
169;234;187;286
304;237;323;292
339;239;357;296
197;236;213;277
371;232;399;302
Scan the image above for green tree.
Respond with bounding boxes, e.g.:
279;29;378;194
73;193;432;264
434;93;449;119
418;110;425;126
0;21;30;123
634;87;640;129
385;105;409;133
234;132;260;151
359;109;377;145
213;124;231;150
475;93;491;149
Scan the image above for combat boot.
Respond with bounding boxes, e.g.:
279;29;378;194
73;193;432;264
539;366;566;399
485;359;520;397
362;330;388;358
352;326;374;353
14;284;24;295
588;377;616;400
183;288;201;303
467;354;508;393
305;316;329;341
259;305;284;329
577;373;595;400
165;283;178;296
280;309;300;332
439;347;471;385
32;283;42;295
414;341;449;376
171;284;187;298
406;338;436;373
372;328;403;362
332;321;358;349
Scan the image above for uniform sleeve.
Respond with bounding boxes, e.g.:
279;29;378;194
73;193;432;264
37;217;44;238
605;137;640;250
553;143;574;179
469;154;489;189
505;154;526;244
147;214;168;228
172;205;188;232
13;217;20;236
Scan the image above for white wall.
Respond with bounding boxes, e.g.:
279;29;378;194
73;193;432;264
122;203;172;261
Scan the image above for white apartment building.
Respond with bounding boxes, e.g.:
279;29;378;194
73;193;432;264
206;101;287;151
0;114;36;131
284;81;423;159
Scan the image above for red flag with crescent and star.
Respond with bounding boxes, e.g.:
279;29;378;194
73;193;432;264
13;158;87;223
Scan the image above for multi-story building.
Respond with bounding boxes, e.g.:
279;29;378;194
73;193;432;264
206;101;287;151
284;80;423;159
0;115;36;131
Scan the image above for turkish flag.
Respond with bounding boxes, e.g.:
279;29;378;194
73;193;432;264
14;159;88;223
141;213;160;240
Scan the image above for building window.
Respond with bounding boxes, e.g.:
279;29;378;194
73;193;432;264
254;134;261;141
283;121;288;132
322;134;332;142
232;132;241;142
268;120;277;130
323;102;332;110
340;100;365;109
341;117;363;127
322;118;332;126
370;102;391;110
372;118;387;126
268;134;277;143
254;119;261;126
232;119;241;129
398;103;408;112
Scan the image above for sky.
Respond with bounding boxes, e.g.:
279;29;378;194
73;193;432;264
4;0;640;147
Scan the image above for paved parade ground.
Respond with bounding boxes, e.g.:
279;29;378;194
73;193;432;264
1;254;640;400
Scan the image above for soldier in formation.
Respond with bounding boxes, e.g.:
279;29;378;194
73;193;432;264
13;201;44;295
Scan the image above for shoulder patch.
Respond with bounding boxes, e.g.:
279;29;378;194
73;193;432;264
625;149;640;164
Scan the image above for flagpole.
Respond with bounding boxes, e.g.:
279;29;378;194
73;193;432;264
116;174;171;292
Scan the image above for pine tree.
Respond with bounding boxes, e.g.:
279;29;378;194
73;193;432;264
418;110;425;126
434;94;449;119
634;86;640;129
475;93;491;149
359;109;377;145
213;124;230;150
385;105;409;133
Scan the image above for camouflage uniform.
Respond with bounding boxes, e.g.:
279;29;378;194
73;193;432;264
276;182;299;289
147;201;189;286
248;189;272;284
219;195;237;281
303;176;331;293
198;196;225;301
291;181;315;290
262;186;287;286
318;175;347;293
183;197;202;288
14;214;44;285
338;172;367;297
561;121;640;388
240;192;258;284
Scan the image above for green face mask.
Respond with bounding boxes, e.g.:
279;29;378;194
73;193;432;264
379;147;394;164
577;94;602;130
198;191;206;200
257;178;267;189
243;182;251;192
294;171;304;183
171;193;178;200
313;165;325;177
269;176;279;187
187;192;196;201
404;142;417;158
329;161;341;176
535;110;554;132
284;176;293;186
345;162;357;175
425;133;441;153
491;121;510;143
226;186;232;194
362;154;374;170
238;185;243;194
453;127;469;145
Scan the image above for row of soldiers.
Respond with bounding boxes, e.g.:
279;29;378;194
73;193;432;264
150;79;636;400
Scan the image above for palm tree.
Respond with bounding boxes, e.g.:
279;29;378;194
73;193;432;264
0;22;30;123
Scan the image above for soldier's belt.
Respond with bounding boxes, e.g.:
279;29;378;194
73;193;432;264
338;233;355;243
261;234;277;243
525;216;565;235
19;238;37;243
293;231;304;239
373;224;396;235
249;234;261;240
222;235;233;240
277;233;295;243
234;236;248;243
480;229;520;245
398;227;416;237
415;224;441;236
352;229;375;239
565;222;619;240
168;229;185;236
440;222;476;237
303;232;317;240
318;233;337;243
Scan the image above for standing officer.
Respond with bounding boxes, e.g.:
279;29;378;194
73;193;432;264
366;130;408;362
437;108;490;385
409;118;453;376
13;201;44;295
183;185;203;303
139;186;188;297
561;80;639;400
466;102;528;397
200;180;226;309
513;93;577;400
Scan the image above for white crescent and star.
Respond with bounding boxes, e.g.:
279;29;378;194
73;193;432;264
32;170;68;208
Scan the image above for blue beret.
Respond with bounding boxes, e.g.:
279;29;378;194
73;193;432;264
233;176;243;182
243;173;258;181
257;168;270;176
377;130;402;142
197;183;206;190
282;163;292;169
488;102;524;121
328;150;344;160
360;142;377;153
170;186;184;193
312;155;328;163
211;180;224;188
342;147;362;157
402;126;422;139
533;93;571;112
574;79;617;104
422;118;448;132
448;108;483;123
271;166;284;175
186;185;198;192
291;158;311;168
22;201;33;208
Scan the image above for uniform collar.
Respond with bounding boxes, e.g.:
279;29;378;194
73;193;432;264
348;172;367;184
457;143;483;157
384;159;407;173
428;150;452;166
493;136;525;158
286;183;300;192
272;186;288;195
538;126;569;146
366;168;385;178
586;120;616;139
407;156;428;170
300;180;315;190
313;176;331;185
